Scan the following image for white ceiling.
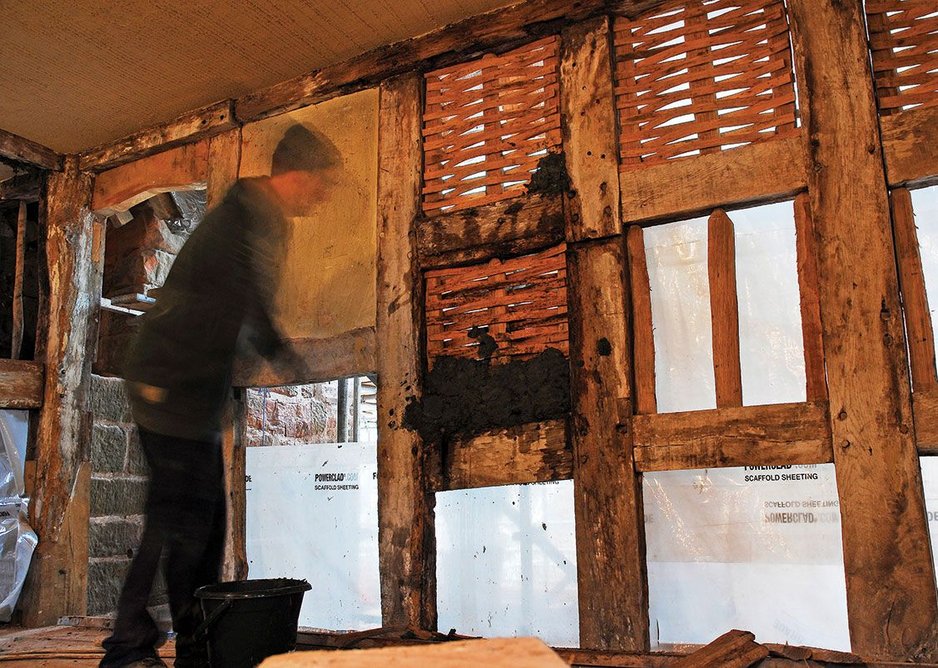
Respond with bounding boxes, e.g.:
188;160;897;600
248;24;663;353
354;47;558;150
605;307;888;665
0;0;515;154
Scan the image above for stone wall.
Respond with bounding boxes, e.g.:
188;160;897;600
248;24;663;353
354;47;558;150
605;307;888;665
245;382;337;446
88;374;167;618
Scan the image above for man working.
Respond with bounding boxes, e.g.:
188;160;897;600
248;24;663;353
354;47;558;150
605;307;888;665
101;124;340;668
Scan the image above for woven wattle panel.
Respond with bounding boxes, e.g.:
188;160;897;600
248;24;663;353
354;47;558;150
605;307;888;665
422;36;562;215
613;0;798;170
867;0;938;115
425;244;568;365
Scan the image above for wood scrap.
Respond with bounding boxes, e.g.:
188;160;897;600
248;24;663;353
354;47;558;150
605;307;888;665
672;630;768;668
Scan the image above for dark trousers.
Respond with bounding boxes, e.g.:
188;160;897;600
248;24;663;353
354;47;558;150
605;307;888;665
101;428;226;668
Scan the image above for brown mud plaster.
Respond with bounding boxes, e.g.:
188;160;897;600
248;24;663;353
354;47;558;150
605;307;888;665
527;151;569;195
403;348;570;442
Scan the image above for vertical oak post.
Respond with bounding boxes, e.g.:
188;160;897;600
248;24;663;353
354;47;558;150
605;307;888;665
626;225;656;415
793;193;828;402
708;209;743;408
376;73;436;629
21;157;101;626
567;238;649;651
562;14;648;651
788;0;938;658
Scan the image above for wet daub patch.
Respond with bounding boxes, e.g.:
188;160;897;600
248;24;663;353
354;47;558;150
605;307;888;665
403;348;570;442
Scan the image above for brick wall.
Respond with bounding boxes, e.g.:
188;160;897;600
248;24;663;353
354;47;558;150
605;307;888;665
88;374;167;618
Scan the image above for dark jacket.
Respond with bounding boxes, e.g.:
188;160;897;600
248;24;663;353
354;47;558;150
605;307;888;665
124;178;289;441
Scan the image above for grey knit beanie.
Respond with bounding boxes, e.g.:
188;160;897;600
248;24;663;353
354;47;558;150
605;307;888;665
271;124;341;175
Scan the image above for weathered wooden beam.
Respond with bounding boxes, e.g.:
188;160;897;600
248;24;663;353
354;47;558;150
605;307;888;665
431;419;571;491
91;139;211;214
707;209;742;408
892;188;938;393
235;0;667;123
0;359;44;409
567;238;648;651
19;157;102;626
914;389;938;454
79;101;236;173
793;193;827;402
232;327;377;388
221;389;248;582
0;128;63;171
632;401;833;472
560;16;621;242
415;194;564;270
788;0;938;658
376;74;436;630
620;134;806;225
0;172;42;202
626;225;656;414
11;201;26;359
672;630;768;668
880;105;938;187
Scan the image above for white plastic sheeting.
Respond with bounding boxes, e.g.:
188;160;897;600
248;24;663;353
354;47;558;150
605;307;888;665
435;481;578;647
642;203;850;650
0;409;37;622
911;185;938;382
919;458;938;579
245;442;380;630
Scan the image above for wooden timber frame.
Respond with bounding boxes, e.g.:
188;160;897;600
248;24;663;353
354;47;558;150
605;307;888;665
6;0;937;661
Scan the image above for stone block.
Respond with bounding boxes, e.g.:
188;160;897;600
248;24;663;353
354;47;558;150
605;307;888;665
126;427;149;475
90;375;132;423
89;517;143;559
88;558;130;616
91;423;127;473
91;477;148;517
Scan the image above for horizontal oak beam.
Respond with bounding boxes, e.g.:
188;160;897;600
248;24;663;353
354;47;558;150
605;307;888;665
0;172;42;202
232;327;376;388
0;359;44;409
431;419;571;491
416;193;565;270
633;401;833;472
78;101;236;173
235;0;665;123
880;105;938;187
0;128;62;171
620;134;807;225
913;388;938;454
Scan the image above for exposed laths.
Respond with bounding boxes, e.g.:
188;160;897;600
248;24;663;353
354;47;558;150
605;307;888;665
422;37;562;214
867;0;938;115
424;244;568;364
613;0;798;170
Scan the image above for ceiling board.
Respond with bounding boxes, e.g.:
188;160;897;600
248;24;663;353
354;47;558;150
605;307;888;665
0;0;514;153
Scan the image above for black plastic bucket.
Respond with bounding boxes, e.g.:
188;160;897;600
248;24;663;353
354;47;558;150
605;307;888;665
194;578;311;667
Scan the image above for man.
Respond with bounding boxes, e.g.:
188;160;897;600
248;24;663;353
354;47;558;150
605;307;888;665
101;124;339;668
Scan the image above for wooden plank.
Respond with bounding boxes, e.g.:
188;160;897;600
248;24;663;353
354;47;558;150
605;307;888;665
672;630;768;668
432;419;571;491
793;193;827;402
626;225;656;414
892;187;938;392
880;97;938;187
0;359;44;409
416;194;565;270
0;127;62;171
567;238;648;651
376;74;436;630
232;327;377;388
78;101;236;173
560;16;621;241
913;388;938;453
707;209;742;408
788;0;938;658
11;201;26;359
619;133;806;224
91;140;210;215
221;390;248;582
632;401;833;472
19;157;102;626
261;638;569;668
235;0;666;123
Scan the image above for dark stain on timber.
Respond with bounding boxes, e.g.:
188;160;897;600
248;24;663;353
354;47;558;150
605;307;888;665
597;337;612;356
527;152;569;195
403;348;570;442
